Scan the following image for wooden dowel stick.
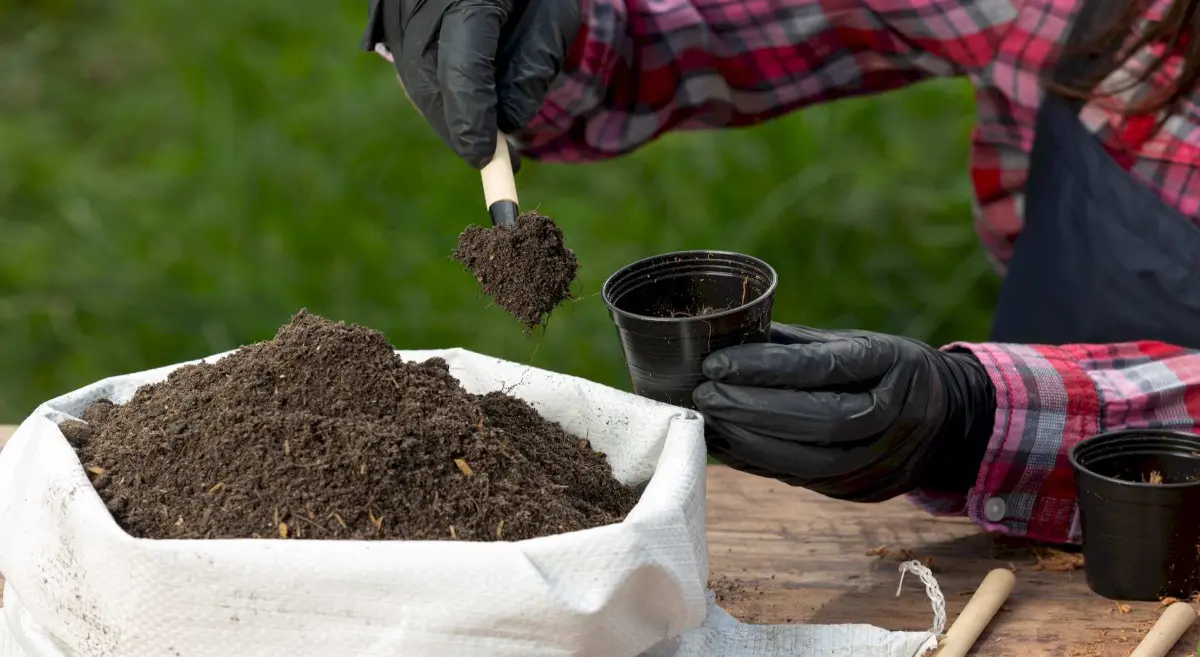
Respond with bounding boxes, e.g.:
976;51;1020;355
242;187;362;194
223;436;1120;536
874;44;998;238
1129;602;1196;657
934;568;1015;657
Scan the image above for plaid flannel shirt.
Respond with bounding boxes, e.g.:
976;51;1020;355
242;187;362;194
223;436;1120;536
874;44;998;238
373;0;1200;544
517;0;1200;545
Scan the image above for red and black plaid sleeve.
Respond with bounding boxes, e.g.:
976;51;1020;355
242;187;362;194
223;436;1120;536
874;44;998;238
519;0;1017;162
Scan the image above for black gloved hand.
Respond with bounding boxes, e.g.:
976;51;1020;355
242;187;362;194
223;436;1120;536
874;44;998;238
361;0;580;168
692;324;996;503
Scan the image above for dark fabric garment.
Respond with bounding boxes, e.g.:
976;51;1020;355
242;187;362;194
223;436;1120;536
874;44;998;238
990;0;1200;348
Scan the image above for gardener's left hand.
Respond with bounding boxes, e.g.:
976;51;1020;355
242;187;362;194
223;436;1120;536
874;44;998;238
692;323;997;502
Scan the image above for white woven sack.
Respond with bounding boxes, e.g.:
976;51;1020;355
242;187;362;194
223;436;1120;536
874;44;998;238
0;348;942;657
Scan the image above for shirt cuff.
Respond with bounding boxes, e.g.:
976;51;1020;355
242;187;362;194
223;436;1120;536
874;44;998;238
908;342;1102;544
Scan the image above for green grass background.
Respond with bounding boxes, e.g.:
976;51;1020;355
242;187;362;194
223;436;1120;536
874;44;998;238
0;0;1001;422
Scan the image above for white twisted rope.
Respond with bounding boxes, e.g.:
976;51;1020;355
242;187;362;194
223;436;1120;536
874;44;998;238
895;560;947;641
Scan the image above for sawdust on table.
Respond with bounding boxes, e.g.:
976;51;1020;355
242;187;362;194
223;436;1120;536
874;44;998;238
1066;617;1157;656
865;545;934;568
1068;601;1200;656
1031;546;1085;571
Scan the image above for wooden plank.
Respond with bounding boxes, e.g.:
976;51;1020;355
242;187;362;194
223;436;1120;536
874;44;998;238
0;426;1192;655
705;465;1200;656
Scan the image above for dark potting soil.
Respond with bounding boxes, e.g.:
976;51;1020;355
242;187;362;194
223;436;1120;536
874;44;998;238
63;310;639;541
451;211;579;331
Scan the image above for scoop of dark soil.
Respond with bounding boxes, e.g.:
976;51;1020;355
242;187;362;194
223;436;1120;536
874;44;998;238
451;211;578;330
63;309;638;541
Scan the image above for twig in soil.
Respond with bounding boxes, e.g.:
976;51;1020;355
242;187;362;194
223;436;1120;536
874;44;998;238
293;514;323;534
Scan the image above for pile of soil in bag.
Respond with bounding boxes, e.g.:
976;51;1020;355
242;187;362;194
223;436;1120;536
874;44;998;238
452;211;578;331
60;310;639;541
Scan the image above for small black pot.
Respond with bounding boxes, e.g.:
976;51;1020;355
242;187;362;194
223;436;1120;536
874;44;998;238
601;250;777;408
1069;429;1200;600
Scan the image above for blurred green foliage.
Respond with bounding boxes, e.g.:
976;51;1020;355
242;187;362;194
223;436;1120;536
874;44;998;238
0;0;1000;422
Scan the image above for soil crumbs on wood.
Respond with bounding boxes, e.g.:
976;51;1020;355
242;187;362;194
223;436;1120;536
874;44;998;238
62;309;638;541
709;576;774;623
711;575;759;607
1067;617;1157;656
452;211;578;331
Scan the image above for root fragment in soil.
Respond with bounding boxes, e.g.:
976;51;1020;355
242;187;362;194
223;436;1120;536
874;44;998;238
659;302;737;319
451;211;578;331
64;309;638;541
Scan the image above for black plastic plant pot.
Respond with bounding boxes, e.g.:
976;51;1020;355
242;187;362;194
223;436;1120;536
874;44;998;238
1069;429;1200;601
601;250;777;409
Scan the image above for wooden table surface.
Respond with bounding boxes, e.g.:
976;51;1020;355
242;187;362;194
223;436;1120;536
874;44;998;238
0;423;1195;655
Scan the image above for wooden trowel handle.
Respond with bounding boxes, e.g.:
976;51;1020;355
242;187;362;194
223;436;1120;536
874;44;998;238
480;131;518;227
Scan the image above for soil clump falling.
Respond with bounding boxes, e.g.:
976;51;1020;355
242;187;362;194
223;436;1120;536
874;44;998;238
451;211;578;331
63;310;638;541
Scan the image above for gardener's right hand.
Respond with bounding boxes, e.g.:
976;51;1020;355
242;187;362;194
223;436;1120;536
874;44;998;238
361;0;581;169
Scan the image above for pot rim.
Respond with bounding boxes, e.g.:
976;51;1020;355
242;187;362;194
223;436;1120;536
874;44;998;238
600;250;779;325
1068;428;1200;490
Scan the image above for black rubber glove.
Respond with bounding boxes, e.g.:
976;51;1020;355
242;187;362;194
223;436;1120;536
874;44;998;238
692;324;997;503
361;0;580;168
